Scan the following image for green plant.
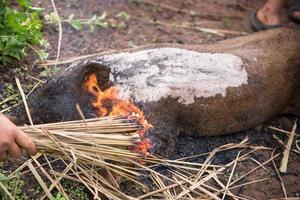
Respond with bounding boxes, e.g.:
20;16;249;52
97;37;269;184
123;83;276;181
222;17;232;29
46;10;131;33
0;0;48;65
1;83;20;105
0;79;40;114
63;180;88;200
50;193;66;200
0;172;28;200
116;11;130;21
39;65;60;77
45;11;109;33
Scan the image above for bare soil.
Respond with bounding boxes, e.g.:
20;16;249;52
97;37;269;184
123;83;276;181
1;0;299;199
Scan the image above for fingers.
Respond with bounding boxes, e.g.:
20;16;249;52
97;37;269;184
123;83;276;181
8;142;22;158
0;114;37;161
0;151;8;162
14;130;37;156
0;137;9;161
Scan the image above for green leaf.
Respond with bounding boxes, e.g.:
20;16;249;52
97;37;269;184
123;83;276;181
36;50;48;60
0;1;44;65
116;21;126;30
27;6;44;12
17;0;31;7
45;12;58;23
69;19;82;31
68;13;74;21
98;11;107;21
0;173;8;182
39;38;49;48
88;14;97;23
116;11;130;21
95;21;108;29
89;24;95;33
39;66;60;77
50;192;67;200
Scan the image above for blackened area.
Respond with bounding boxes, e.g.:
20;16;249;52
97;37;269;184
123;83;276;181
12;62;112;124
144;114;178;157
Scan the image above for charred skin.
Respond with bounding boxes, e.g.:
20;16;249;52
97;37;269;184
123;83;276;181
12;28;300;157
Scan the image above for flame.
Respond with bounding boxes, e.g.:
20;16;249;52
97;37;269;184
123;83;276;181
132;138;153;156
83;73;153;155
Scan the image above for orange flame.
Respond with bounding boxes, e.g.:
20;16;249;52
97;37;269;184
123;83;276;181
83;73;153;155
132;138;153;156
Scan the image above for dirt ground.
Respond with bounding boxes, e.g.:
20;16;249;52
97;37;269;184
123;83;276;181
1;0;300;199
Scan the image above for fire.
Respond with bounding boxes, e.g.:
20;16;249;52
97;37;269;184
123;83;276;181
132;138;153;156
83;73;153;155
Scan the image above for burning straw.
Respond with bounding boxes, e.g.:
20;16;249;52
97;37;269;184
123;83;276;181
17;116;223;199
7;113;275;200
17;116;153;199
20;116;150;164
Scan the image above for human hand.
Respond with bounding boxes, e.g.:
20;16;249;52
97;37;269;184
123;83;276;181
0;113;37;161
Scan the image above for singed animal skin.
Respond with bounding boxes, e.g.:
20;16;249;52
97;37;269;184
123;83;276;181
13;28;300;141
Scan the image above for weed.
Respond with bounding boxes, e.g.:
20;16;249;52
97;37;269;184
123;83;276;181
63;180;88;200
127;41;136;48
0;78;40;113
222;17;232;29
31;186;42;198
51;192;66;200
1;83;20;107
39;66;60;78
0;172;28;200
116;11;130;21
151;36;160;43
0;0;48;65
46;10;132;33
45;11;109;33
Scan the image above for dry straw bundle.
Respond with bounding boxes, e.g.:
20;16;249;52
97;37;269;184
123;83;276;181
21;116;143;164
16;116;224;199
17;116;150;199
4;115;285;200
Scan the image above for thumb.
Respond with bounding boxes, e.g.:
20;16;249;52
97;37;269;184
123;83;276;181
14;130;37;156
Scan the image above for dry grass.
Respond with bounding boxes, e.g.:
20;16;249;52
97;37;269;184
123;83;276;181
1;118;299;199
12;116;219;199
